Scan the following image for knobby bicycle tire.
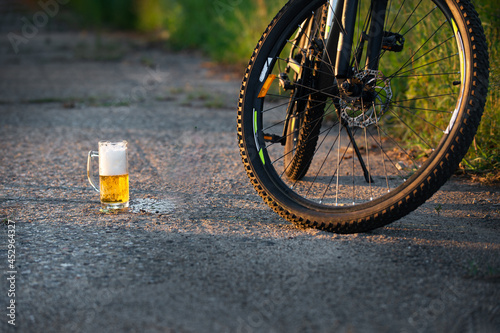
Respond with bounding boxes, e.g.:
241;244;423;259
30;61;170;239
237;0;489;233
283;4;328;181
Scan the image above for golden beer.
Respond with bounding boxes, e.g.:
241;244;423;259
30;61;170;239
88;140;129;211
99;174;129;206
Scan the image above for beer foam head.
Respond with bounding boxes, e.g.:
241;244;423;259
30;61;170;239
99;142;128;176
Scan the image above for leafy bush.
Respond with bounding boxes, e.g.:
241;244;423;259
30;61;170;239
67;0;137;29
159;0;282;63
461;0;500;178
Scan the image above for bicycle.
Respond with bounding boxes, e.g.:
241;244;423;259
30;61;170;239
237;0;489;233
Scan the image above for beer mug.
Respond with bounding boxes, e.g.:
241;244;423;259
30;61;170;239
87;141;129;211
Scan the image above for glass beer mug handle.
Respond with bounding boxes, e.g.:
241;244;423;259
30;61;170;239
87;150;100;192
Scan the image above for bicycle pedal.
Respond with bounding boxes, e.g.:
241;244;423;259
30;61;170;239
279;73;295;90
382;31;405;52
263;133;286;145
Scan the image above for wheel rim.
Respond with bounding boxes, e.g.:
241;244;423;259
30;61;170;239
250;0;467;210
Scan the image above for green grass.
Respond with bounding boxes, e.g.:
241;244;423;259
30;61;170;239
158;0;283;63
66;0;137;30
460;1;500;179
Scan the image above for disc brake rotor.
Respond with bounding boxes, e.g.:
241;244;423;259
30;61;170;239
340;69;392;128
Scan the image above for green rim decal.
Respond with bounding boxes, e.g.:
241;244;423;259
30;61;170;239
253;108;265;165
253;109;258;134
259;149;265;165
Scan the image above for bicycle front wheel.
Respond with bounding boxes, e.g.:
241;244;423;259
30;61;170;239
237;0;489;233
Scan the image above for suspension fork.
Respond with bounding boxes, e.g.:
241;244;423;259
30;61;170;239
365;0;389;71
335;0;359;79
320;0;389;82
319;0;388;183
317;0;359;87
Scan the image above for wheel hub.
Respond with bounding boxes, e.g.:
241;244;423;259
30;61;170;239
340;69;392;128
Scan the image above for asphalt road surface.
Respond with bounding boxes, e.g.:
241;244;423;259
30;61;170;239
0;32;499;333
